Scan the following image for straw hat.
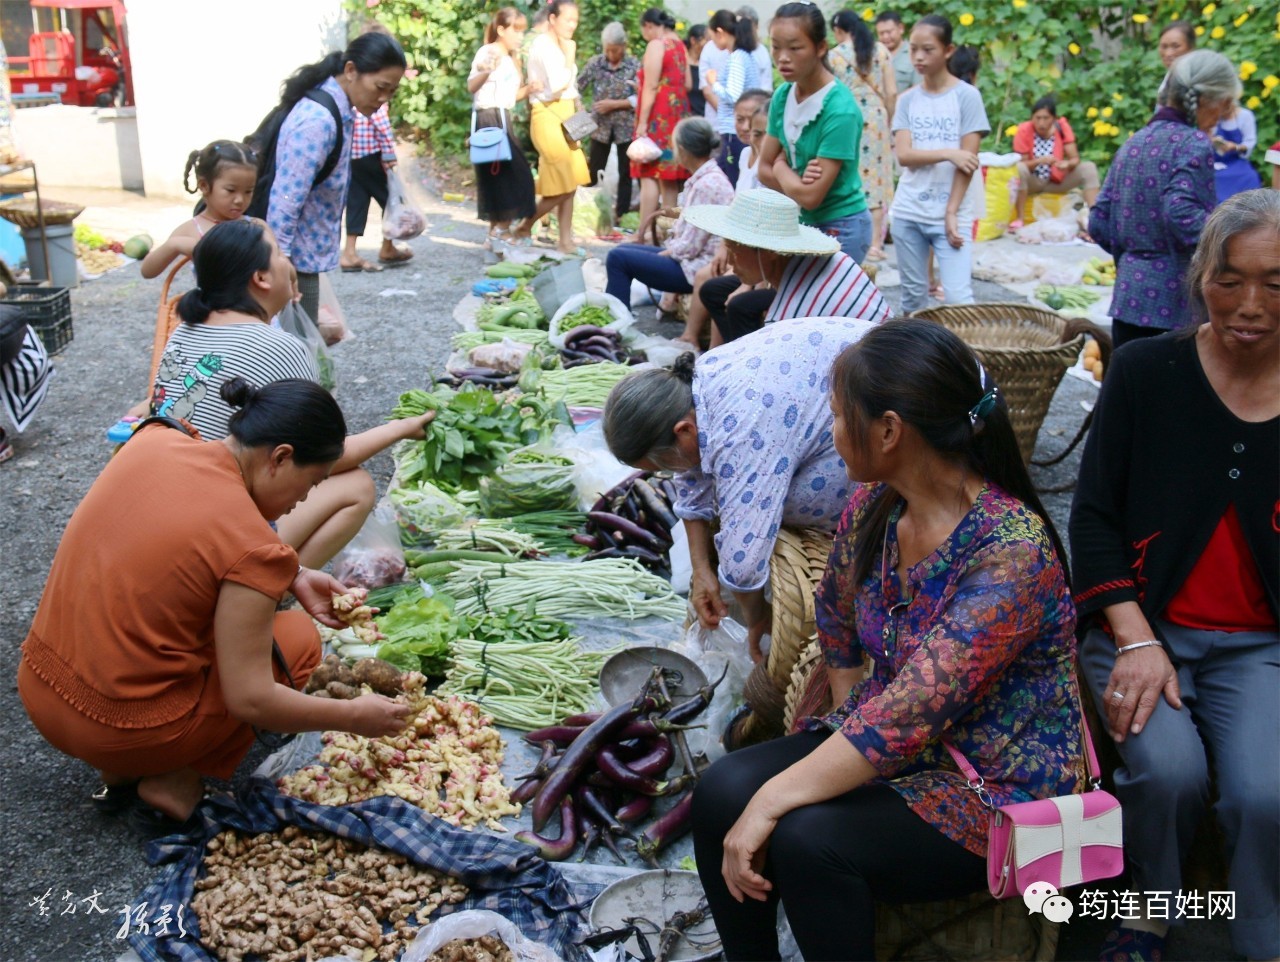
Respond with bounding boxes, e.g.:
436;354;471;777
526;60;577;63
681;189;839;256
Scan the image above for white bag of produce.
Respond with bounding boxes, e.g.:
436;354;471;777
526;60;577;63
401;909;562;962
551;422;635;511
331;501;408;589
673;616;751;763
548;291;635;348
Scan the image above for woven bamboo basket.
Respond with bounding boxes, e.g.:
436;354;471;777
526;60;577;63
909;303;1085;463
729;527;832;747
782;637;828;734
874;893;1060;961
0;198;84;229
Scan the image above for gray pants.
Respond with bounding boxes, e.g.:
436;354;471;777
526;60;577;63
1080;623;1279;959
296;271;320;329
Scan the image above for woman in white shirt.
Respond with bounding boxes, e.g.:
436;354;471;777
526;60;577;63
702;9;760;187
513;0;591;255
468;7;540;247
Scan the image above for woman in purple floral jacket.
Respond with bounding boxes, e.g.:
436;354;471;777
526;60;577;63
1089;50;1239;348
692;318;1082;962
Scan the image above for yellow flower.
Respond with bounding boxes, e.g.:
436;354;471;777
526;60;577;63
1240;61;1258;80
861;6;874;20
1247;95;1262;109
959;12;975;26
1102;106;1114;117
1264;75;1280;90
1092;120;1110;137
676;21;685;31
1194;25;1205;35
1012;0;1027;7
1201;2;1215;14
1234;13;1249;26
1086;106;1099;118
1112;92;1124;102
1210;25;1225;38
1068;41;1082;55
1132;13;1149;23
1003;124;1018;137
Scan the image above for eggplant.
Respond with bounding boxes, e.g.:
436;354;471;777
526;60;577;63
580;335;620;352
523;724;586;747
529;696;658;832
578;784;632;838
660;664;729;725
660;478;678;503
615;717;705;741
614;794;654;824
624;737;675;775
632;478;679;530
515;796;577;861
595;747;691;795
584;547;626;561
599;829;629;866
562;711;603;727
622;544;666;565
510;775;543;805
572;533;601;549
587;512;667;551
634;790;695;866
578;819;601;861
561;324;610;344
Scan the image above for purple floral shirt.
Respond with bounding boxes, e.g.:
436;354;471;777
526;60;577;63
1088;119;1215;331
803;482;1083;856
267;77;355;274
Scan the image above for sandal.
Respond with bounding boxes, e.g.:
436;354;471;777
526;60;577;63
929;284;945;300
864;247;886;262
340;258;383;273
1007;219;1026;232
91;780;139;814
378;246;414;265
1099;927;1165;962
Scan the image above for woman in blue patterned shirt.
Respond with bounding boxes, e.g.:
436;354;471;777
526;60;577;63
263;32;406;322
690;318;1082;961
1089;50;1239;348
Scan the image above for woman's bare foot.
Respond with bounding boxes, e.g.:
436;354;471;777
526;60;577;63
137;768;204;821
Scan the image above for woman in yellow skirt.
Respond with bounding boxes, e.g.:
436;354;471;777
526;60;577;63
516;0;591;254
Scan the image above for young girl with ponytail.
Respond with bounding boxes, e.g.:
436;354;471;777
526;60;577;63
702;9;761;185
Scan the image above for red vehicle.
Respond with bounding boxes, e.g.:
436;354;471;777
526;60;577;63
7;0;133;108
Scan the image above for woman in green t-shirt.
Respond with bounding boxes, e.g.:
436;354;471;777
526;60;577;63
755;2;870;263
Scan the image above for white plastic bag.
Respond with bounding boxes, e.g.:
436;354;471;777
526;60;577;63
672;617;751;762
548;291;635;347
1015;197;1084;245
627;136;662;164
331;501;408;589
277;300;336;391
551;422;636;510
382;168;428;240
316;272;352;345
400;909;562;962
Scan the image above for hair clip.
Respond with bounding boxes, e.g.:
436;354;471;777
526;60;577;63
968;387;999;427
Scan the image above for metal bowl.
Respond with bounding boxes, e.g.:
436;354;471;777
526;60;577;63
588;869;720;962
598;646;707;708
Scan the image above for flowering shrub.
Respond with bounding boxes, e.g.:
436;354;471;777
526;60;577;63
879;1;1277;170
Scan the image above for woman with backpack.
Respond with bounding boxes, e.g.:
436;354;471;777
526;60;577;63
257;32;406;322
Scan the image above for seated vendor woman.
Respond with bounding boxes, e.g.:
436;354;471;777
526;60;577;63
604;117;734;307
603;315;875;662
691;318;1084;962
1009;94;1100;232
18;378;413;826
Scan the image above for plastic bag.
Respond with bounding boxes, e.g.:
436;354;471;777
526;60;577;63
469;338;532;373
401;909;562;962
277;300;336;391
626;136;662;164
390;479;471;540
672;617;751;762
1015;197;1084;245
530;259;587;321
551;422;637;511
548;292;635;347
331;501;409;589
382;168;428;240
573;185;613;238
315;272;351;345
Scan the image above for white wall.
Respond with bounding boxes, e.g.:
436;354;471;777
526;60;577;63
10;106;143;190
126;0;346;198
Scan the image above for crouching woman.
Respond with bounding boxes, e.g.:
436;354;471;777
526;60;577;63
691;318;1084;961
18;378;410;826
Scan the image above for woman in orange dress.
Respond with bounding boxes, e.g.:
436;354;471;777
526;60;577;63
633;8;691;228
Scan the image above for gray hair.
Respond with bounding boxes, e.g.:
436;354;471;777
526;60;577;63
735;5;759;24
601;21;627;47
673;117;721;161
603;355;697;465
1185;188;1280;321
1159;48;1241;117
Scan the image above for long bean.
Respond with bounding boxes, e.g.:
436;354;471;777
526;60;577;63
434;524;542;557
452;329;550;352
532;363;633;408
443;558;685;621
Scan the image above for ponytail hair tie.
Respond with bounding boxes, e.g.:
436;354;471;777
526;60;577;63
968;388;999;427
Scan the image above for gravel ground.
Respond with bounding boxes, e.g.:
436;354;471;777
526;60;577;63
0;163;1230;961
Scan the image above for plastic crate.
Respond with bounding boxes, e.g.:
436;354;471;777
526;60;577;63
2;284;72;354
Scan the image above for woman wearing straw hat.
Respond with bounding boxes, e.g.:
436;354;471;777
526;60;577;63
603;315;876;662
686;189;889;346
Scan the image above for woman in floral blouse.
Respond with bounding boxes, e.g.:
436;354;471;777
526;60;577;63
691;318;1083;961
577;22;640;223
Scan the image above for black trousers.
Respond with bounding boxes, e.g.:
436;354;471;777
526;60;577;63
698;274;776;343
345;153;389;237
1111;317;1168;349
587;138;633;220
692;731;987;962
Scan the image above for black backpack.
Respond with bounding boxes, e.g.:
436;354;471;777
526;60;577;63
242;88;345;220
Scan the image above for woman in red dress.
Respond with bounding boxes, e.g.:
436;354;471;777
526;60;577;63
633;8;691;228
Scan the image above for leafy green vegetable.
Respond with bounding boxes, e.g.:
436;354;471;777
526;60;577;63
389;479;470;538
478;447;579;517
374;594;458;676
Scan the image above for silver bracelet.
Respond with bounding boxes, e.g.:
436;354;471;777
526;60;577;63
1116;640;1163;655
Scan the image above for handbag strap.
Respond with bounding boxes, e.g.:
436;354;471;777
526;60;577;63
943;678;1104;810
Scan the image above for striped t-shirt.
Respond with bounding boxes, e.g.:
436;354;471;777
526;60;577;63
764;252;890;325
150;322;319;440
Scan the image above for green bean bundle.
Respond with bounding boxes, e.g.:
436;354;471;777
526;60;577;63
526;362;634;408
434;523;543;557
452;329;551;352
444;558;685;621
437;638;615;730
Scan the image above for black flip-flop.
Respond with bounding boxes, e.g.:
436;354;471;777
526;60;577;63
90;781;139;814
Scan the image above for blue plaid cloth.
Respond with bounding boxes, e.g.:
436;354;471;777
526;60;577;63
127;777;592;961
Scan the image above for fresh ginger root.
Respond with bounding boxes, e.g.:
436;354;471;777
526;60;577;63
331;587;384;645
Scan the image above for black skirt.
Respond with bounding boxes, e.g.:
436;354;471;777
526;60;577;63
474;107;537;224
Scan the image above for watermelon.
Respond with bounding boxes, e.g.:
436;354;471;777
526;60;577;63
123;234;153;259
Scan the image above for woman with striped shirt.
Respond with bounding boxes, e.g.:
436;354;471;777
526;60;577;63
701;9;760;186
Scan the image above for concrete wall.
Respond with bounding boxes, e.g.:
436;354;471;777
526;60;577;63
126;0;346;198
10;105;143;190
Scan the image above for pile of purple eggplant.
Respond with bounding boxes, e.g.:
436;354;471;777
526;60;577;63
578;472;679;573
559;325;642;367
513;665;724;866
435;367;520;390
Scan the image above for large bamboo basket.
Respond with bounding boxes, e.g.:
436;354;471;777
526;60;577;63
0;197;84;229
909;303;1087;463
874;893;1060;961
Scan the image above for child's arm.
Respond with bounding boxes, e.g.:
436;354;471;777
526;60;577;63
894;128;979;172
139;223;197;279
944;130;983;248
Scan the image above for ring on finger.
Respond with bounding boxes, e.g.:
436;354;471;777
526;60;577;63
1111;690;1126;701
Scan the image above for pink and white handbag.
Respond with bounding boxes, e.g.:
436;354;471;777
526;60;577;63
945;693;1124;900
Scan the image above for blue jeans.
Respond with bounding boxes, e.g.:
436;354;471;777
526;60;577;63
605;243;693;304
892;217;974;314
815;210;872;264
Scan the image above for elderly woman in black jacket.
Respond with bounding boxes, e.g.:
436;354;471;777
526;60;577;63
1070;188;1279;962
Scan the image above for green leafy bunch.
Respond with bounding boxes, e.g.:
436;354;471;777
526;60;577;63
861;1;1277;171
